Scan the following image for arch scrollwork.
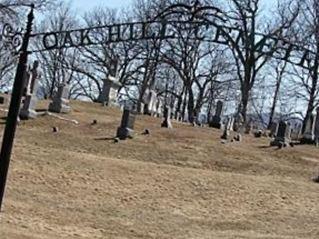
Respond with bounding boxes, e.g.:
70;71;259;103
1;23;24;54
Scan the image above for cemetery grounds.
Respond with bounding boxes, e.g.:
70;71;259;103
1;100;319;238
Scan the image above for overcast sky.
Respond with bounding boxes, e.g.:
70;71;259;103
73;0;133;12
73;0;278;13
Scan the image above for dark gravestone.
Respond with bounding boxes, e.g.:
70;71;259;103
209;100;223;129
116;109;136;140
161;107;173;128
270;121;291;147
49;83;71;113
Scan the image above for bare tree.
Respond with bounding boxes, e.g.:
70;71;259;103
213;0;299;122
267;59;288;128
34;1;79;99
290;0;319;132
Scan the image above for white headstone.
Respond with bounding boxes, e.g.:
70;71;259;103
98;76;121;106
20;61;40;120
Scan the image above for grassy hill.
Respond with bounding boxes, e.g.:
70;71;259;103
1;100;319;238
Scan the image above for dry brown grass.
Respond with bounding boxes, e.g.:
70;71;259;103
0;100;319;238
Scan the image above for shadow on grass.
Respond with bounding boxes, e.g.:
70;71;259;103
258;145;272;149
36;109;48;113
94;137;116;141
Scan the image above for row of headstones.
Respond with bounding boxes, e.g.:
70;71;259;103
131;91;223;127
19;61;71;120
139;89;164;118
206;100;246;140
116;87;184;139
270;107;319;147
116;106;172;140
220;113;247;141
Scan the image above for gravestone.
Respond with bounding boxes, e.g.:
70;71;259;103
156;97;164;118
97;76;121;106
140;88;150;114
20;61;40;120
161;107;173;128
183;111;189;123
302;114;317;143
270;121;291;147
254;130;263;138
0;94;9;106
138;102;145;114
296;123;303;140
221;116;233;140
269;122;279;138
245;121;253;134
149;90;158;116
209;100;223;129
177;112;183;122
49;83;71;113
116;109;136;140
233;113;244;133
229;117;235;132
198;114;207;126
290;123;302;141
143;90;157;115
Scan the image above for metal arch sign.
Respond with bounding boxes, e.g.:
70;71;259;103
37;21;176;51
1;21;316;71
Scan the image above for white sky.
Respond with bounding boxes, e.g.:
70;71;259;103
72;0;278;13
73;0;133;12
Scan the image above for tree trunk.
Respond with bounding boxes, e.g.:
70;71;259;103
175;87;185;119
268;78;281;129
302;85;317;133
181;89;188;121
187;86;195;123
240;83;250;123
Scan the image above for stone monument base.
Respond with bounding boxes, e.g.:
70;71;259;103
20;95;38;120
270;138;290;147
20;109;38;120
49;99;71;114
116;127;134;140
209;116;221;129
161;120;172;128
300;137;315;144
